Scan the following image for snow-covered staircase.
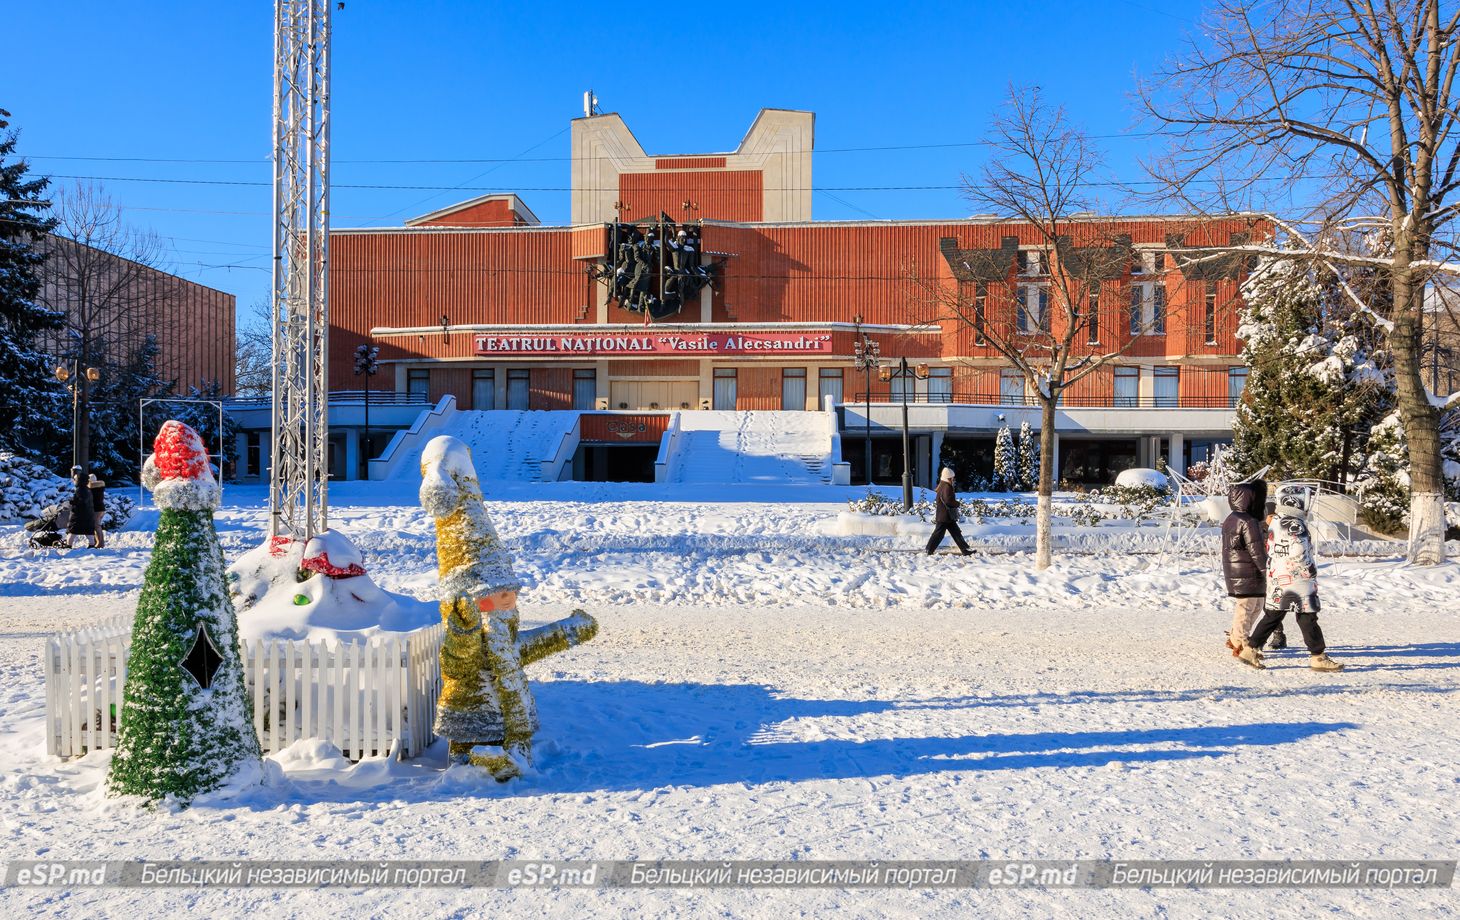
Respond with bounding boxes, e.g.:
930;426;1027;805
373;405;579;482
438;410;580;482
673;411;835;485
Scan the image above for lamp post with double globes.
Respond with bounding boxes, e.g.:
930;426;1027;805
879;357;929;512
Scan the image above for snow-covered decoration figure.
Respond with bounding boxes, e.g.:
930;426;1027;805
107;421;260;804
993;420;1018;493
420;434;598;780
1017;421;1040;491
1265;485;1320;614
229;529;435;644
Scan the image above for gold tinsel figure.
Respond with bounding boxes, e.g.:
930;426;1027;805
420;435;598;780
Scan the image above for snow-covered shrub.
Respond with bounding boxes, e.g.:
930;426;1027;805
1064;502;1105;528
993;422;1018;492
0;452;70;524
1017;421;1040;490
1074;483;1173;523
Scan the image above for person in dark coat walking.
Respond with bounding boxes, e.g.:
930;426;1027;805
925;467;973;556
66;466;97;549
88;474;106;548
1221;480;1268;656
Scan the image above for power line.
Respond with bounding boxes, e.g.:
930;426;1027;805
19;131;1167;166
38;171;1310;192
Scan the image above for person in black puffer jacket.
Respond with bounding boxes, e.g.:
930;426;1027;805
925;467;973;556
1221;480;1268;656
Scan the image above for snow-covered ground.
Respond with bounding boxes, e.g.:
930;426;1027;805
1;481;1457;918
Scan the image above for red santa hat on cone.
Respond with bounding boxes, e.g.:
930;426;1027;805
141;420;221;511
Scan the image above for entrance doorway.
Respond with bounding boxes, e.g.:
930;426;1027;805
607;379;698;411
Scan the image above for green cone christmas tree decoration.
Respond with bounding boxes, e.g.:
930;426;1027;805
420;435;597;781
107;421;260;804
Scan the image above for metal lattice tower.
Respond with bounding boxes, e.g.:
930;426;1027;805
269;0;331;540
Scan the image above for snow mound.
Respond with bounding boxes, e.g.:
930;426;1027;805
1115;468;1170;491
229;530;438;643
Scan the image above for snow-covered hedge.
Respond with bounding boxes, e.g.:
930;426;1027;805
0;453;71;524
0;451;135;530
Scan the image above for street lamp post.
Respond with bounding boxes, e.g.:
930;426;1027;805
354;342;380;480
55;356;100;478
881;356;928;512
852;314;881;486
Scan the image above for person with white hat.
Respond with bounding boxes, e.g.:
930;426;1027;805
1238;485;1343;671
924;467;974;556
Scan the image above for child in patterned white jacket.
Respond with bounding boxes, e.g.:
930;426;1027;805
1238;486;1344;672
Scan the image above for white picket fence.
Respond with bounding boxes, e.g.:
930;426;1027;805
44;616;445;761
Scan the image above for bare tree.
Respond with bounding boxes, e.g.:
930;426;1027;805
235;297;274;398
40;183;164;483
917;88;1196;570
1139;0;1460;564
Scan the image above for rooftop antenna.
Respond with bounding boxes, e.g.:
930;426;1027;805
583;89;600;118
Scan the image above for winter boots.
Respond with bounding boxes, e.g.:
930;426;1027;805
1236;645;1265;669
1266;628;1287;651
1309;653;1344;672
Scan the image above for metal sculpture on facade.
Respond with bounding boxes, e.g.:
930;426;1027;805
592;213;715;320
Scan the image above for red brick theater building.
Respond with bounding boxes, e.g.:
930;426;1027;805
325;108;1268;487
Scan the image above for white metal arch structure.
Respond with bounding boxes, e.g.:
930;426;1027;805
270;0;332;540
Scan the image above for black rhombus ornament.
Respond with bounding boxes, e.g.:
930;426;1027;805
180;623;224;689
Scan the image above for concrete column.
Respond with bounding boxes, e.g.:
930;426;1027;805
258;435;272;485
496;365;509;410
699;284;713;324
595;261;609;324
343;428;360;482
698;359;713;409
1169;432;1185;477
931;430;945;478
234;432;250;479
596;360;610;409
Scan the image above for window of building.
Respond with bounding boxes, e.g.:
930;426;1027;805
506;369;530;410
1129;282;1166;336
1017;283;1049;334
1018;249;1046;276
781;367;807;411
1228;366;1249;407
817;368;844;408
1000;368;1025;405
572;368;597;411
1132;249;1163;275
1205;280;1218;344
1113;366;1140;407
471;368;495;411
407;368;430;399
927;367;953;403
1087;283;1101;344
973;282;987;345
1153;366;1179;407
713;367;737;410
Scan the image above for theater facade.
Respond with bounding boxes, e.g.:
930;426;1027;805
317;108;1268;487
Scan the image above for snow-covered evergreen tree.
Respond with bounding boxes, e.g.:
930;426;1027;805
0;111;65;461
993;420;1018;492
108;421;259;804
1231;256;1390;484
1356;406;1460;534
1017;421;1040;491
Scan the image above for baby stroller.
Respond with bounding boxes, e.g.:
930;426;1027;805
25;502;72;552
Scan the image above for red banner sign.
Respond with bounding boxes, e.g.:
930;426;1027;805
473;331;834;357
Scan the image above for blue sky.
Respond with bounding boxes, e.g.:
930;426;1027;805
4;0;1210;318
